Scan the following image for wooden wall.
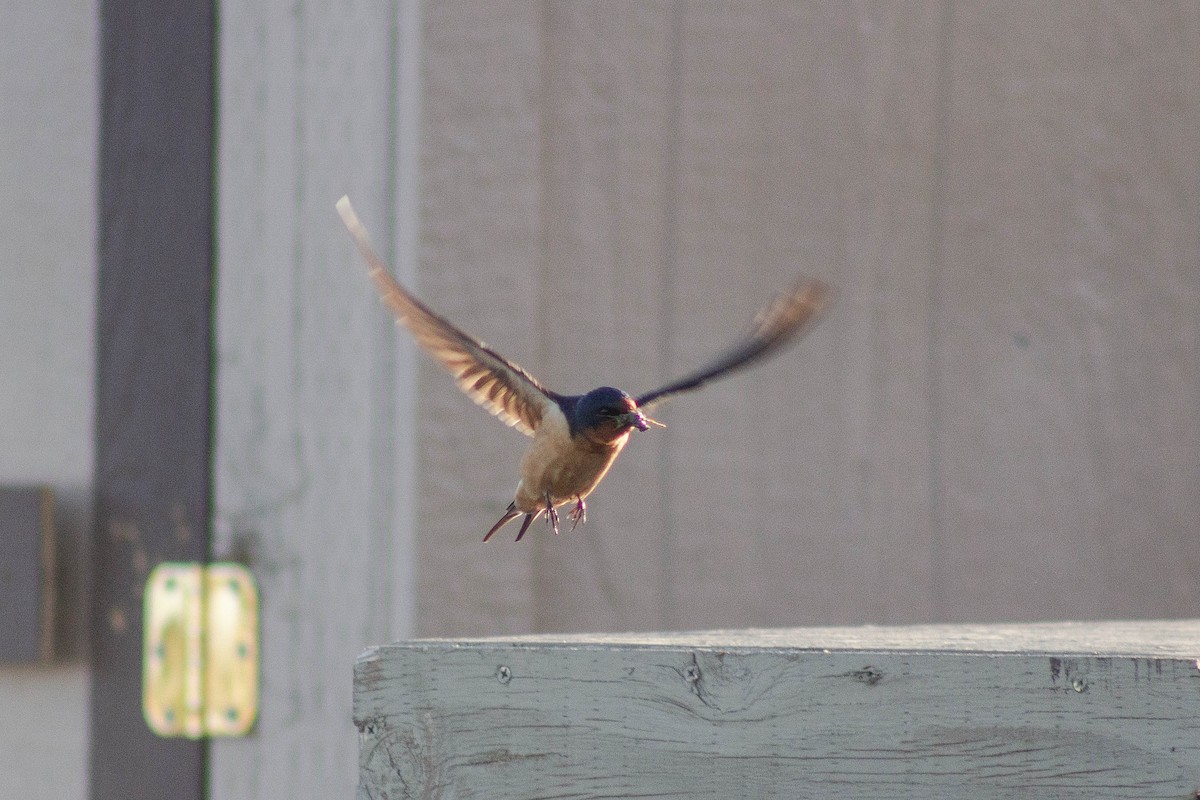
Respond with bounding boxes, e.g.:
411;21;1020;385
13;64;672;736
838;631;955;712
213;1;422;797
215;2;1199;796
413;1;1200;635
0;3;97;799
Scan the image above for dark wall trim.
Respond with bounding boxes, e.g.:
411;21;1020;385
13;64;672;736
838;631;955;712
90;2;215;798
0;486;55;663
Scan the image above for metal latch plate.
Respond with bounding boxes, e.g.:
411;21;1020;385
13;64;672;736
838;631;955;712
143;562;259;737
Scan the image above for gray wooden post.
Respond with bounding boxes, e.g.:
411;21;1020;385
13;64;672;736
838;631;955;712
355;621;1200;799
211;0;423;796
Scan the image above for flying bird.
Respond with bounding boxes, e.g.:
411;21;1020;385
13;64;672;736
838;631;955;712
336;196;832;542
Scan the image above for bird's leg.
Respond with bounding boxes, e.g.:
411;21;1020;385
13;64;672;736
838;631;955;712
544;494;560;536
568;497;587;531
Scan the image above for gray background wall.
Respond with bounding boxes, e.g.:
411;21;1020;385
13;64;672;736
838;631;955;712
213;1;424;795
0;2;97;799
1;2;1197;799
409;1;1200;636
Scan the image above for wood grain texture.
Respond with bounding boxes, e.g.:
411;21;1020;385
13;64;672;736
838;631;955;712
211;1;421;796
356;622;1200;799
426;618;1200;656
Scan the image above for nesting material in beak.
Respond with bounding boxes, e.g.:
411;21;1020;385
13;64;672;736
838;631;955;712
624;411;663;432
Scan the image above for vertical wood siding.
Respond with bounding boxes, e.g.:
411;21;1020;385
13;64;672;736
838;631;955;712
413;1;1200;634
212;1;422;797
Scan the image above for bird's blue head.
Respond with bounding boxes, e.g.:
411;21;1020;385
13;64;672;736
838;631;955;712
569;386;650;442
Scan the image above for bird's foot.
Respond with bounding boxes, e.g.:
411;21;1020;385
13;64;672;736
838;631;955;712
544;495;560;536
568;498;587;531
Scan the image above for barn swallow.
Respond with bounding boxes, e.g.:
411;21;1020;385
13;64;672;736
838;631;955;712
336;196;832;542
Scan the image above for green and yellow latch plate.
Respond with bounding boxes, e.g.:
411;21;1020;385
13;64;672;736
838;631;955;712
143;562;259;738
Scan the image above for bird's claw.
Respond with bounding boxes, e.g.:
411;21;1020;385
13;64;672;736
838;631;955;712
568;498;586;532
544;495;560;536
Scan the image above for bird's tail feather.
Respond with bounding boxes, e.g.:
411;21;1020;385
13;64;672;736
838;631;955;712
483;502;522;542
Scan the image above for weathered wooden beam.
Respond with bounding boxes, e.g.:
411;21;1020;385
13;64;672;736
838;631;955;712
356;621;1200;799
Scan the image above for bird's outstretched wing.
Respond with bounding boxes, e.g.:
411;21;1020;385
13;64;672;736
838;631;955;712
337;196;555;437
636;276;833;410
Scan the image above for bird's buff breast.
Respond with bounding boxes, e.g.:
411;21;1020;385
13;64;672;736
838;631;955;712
514;406;628;511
